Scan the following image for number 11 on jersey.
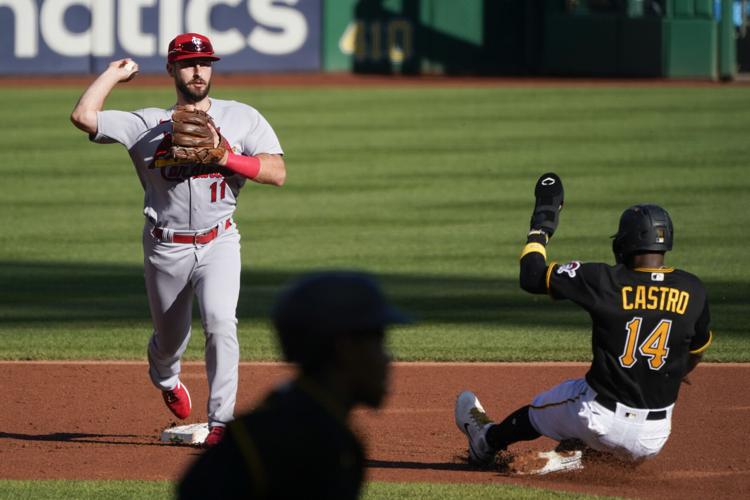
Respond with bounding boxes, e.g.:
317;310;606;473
210;180;227;203
619;317;672;370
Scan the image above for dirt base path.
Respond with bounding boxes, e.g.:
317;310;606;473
1;361;748;499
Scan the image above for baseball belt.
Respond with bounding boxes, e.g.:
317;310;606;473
151;219;232;244
594;395;667;421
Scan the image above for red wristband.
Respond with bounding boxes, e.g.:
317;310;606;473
224;153;261;179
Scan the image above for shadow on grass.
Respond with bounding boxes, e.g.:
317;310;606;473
0;261;746;334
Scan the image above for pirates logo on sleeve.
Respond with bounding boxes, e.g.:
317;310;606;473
556;261;581;278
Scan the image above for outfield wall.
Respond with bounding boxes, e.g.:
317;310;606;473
0;0;740;78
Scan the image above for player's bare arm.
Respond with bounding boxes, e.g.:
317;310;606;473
70;59;139;134
248;153;286;186
217;151;285;186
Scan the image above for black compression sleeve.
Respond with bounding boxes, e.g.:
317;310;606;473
519;232;550;294
520;252;549;294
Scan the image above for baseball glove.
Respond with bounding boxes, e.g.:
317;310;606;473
171;106;228;164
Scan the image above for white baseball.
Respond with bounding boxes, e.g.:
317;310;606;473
123;61;136;73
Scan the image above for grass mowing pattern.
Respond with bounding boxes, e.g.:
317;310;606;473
0;480;623;499
0;86;748;361
0;480;173;499
363;481;625;499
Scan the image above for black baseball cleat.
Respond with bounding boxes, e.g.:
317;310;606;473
530;172;564;237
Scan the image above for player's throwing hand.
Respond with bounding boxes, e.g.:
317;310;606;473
109;58;139;83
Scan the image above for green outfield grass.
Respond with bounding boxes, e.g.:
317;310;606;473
1;84;747;362
0;84;747;499
0;480;623;499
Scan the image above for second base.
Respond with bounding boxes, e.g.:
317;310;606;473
161;423;209;445
520;450;584;475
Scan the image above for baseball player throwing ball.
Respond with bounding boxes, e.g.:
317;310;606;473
70;33;286;447
455;173;712;472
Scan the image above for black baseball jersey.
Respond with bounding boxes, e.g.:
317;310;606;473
179;376;364;499
547;261;712;409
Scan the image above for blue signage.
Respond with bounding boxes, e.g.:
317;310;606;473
0;0;321;74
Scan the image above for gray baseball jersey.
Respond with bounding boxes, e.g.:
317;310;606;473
93;98;283;229
92;98;283;426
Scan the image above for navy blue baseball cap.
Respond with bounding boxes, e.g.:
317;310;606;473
272;271;411;366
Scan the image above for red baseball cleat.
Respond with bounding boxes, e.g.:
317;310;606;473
204;425;225;447
162;381;191;419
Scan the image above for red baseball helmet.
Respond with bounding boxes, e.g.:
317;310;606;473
167;33;221;63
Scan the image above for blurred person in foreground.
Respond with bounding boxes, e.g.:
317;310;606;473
178;271;410;499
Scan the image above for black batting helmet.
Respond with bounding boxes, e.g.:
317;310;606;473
612;204;673;264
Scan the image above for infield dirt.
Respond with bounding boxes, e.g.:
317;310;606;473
1;361;748;499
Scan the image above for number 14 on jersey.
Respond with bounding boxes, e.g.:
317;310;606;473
619;317;672;370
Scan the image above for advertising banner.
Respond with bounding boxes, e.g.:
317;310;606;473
0;0;320;74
